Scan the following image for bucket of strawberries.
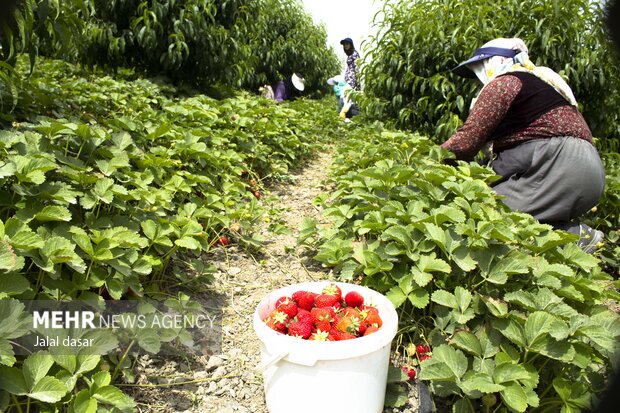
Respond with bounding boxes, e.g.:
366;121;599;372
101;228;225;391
253;281;398;413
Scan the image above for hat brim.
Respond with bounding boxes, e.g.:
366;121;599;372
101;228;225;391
452;55;487;78
452;46;519;78
292;76;305;91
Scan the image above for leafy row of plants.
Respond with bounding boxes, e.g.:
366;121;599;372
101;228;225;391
0;0;340;105
0;56;340;412
360;0;620;151
300;124;620;412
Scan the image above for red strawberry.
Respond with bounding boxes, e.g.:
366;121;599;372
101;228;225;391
329;327;356;341
218;235;229;246
296;308;312;324
253;190;261;199
264;310;288;332
322;283;342;302
310;307;332;324
315;293;339;308
402;365;416;381
416;344;431;357
419;355;431;362
364;325;380;336
357;321;367;336
345;291;364;308
342;307;361;319
293;291;316;311
275;296;289;307
316;320;331;332
363;307;383;327
276;298;298;318
288;321;312;339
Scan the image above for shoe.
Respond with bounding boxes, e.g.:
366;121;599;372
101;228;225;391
577;224;604;254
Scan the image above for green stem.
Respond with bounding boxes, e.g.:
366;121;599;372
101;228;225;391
26;397;30;413
10;394;23;413
111;340;135;383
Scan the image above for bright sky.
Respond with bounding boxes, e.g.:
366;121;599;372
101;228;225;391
299;0;383;71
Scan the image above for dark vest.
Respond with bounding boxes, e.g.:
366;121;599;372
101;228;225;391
491;72;571;140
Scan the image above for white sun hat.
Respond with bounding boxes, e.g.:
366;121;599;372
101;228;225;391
327;75;345;86
291;73;306;91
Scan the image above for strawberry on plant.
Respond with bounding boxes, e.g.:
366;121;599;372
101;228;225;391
288;321;312;339
344;291;364;308
416;344;431;357
419;355;430;362
402;365;416;381
253;190;261;199
218;235;229;246
276;298;298;318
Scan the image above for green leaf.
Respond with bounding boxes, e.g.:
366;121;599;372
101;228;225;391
450;246;477;271
28;376;68;403
23;352;54;388
35;205;72;222
51;354;76;374
91;371;111;393
431;289;457;309
461;371;505;394
386;286;407;308
492;318;526;348
0;366;27;394
427;344;468;379
500;381;528;412
0;240;20;272
71;389;98;413
174;236;202;250
93;385;136;411
0;339;16;366
451;331;482;357
493;363;531;384
408;288;430;308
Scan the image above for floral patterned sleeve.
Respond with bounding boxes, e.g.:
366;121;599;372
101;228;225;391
441;75;522;160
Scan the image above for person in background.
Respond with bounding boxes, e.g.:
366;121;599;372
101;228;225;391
442;37;605;253
326;75;358;120
261;73;305;102
340;37;361;90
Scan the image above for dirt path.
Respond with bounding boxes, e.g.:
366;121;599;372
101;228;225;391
129;150;336;412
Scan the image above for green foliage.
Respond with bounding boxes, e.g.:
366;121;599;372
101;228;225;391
301;125;620;412
361;0;620;150
244;0;341;92
72;0;339;93
0;56;341;412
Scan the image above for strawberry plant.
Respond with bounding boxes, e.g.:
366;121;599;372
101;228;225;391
302;125;620;412
0;55;342;412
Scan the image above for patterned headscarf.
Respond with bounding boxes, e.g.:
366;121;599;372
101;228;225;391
466;38;577;107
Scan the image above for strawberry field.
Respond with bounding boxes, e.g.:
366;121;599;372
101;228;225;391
1;1;620;413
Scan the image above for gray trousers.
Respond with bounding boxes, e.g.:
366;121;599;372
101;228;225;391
491;137;605;233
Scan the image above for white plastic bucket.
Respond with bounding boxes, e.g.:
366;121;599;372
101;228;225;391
253;281;398;413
